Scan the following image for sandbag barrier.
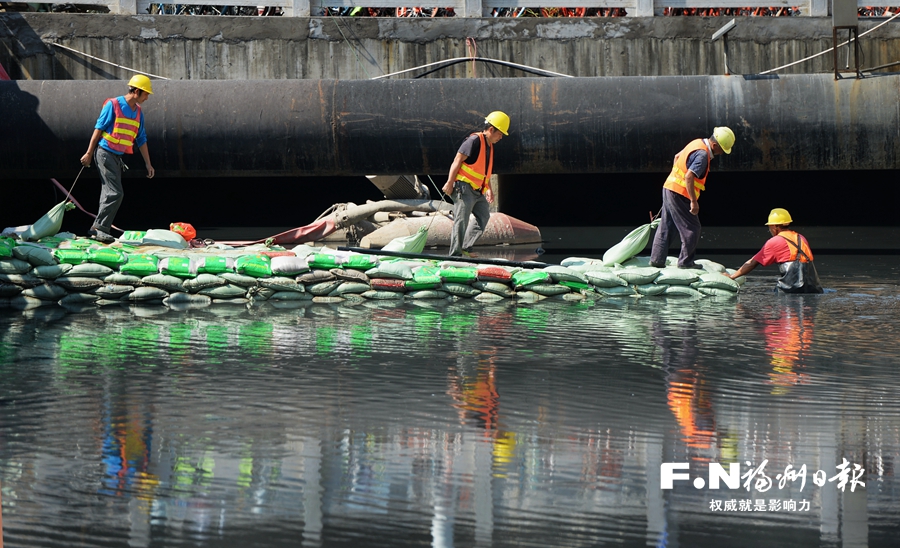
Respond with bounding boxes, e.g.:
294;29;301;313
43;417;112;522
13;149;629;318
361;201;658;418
0;235;744;312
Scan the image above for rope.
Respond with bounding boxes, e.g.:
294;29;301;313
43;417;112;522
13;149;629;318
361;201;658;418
47;42;170;80
49;176;124;234
759;11;900;75
372;57;574;80
326;14;377;79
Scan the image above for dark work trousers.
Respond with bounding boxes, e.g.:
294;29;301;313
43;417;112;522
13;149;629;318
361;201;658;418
94;147;126;234
650;188;701;267
449;181;491;256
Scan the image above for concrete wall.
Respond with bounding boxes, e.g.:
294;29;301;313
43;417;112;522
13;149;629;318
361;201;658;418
2;13;900;81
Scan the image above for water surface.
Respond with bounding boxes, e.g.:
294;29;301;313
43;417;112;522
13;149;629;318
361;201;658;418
1;255;899;547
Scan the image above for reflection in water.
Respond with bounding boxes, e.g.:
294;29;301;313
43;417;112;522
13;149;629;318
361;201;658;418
1;262;900;547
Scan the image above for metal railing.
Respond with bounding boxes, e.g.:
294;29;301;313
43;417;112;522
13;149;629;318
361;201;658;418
5;0;899;17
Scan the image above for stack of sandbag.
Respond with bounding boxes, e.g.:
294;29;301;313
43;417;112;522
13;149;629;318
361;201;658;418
0;233;745;313
560;255;744;298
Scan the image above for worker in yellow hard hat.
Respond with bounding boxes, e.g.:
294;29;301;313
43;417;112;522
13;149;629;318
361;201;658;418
727;208;823;293
79;74;156;243
442;111;509;257
649;126;735;269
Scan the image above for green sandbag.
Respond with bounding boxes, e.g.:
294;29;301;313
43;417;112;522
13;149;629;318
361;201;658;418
382;225;429;254
21;201;75;242
511;270;551;288
121;254;160;276
602;218;661;266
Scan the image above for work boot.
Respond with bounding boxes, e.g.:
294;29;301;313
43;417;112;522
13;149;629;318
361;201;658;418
650;261;666;268
91;229;116;244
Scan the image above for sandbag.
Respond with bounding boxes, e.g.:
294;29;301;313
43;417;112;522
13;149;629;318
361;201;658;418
195;256;234;275
271;255;309;276
235;255;272;278
477;266;514;283
0;258;35;274
693;272;740;292
343;254;379;271
198;284;248;299
614;267;660;285
634;283;669;296
331;268;369;283
12;245;57;266
473;281;515;297
33;263;74;280
22;283;67;300
258;277;305;293
120;254;159;276
159;257;197;278
542;265;587;284
52;249;89;265
441;283;482;298
141;274;186;293
602;219;660;266
382;225;428;254
584;271;627;288
655;268;700;286
366;261;413;280
68;263;114;278
93;284;135;300
439;266;478;284
183;273;227;293
511;270;551;288
328;282;371;296
88;247;127;269
142;229;188;249
21;201;75;242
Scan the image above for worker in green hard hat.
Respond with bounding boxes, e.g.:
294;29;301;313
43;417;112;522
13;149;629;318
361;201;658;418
442;111;509;257
728;208;824;294
79;74;156;244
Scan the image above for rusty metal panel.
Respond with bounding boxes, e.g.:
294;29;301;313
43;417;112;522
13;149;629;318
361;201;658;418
1;75;898;178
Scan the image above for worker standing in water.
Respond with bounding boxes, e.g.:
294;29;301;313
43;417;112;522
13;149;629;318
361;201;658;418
650;127;735;269
80;74;156;243
442;111;509;257
727;208;824;294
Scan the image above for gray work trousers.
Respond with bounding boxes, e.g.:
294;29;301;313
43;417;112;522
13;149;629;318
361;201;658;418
449;181;490;256
650;188;701;267
94;147;126;233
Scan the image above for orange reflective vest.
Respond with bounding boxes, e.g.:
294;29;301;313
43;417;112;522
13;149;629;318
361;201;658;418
101;97;141;154
778;230;814;263
663;139;711;200
455;132;494;192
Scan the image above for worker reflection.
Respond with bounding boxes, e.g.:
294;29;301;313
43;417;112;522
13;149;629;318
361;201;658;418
654;319;717;455
760;301;814;392
80;74;156;244
650;126;735;269
442;111;509;257
728;208;824;294
448;349;500;431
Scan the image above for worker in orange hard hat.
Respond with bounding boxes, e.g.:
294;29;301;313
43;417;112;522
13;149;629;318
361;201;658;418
442;111;509;257
649;127;735;269
79;74;156;244
727;208;824;294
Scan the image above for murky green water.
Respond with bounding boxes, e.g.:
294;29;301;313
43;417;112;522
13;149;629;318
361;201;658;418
1;255;899;547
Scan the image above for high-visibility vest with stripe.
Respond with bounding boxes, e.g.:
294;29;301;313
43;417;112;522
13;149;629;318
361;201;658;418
455;132;494;192
663;139;711;200
101;97;141;154
778;230;814;263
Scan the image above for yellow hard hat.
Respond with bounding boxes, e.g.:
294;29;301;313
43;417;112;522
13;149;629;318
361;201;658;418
765;208;793;226
484;111;510;135
127;74;153;94
712;126;734;154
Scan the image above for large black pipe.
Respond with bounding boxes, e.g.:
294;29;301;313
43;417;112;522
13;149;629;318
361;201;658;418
1;75;898;178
